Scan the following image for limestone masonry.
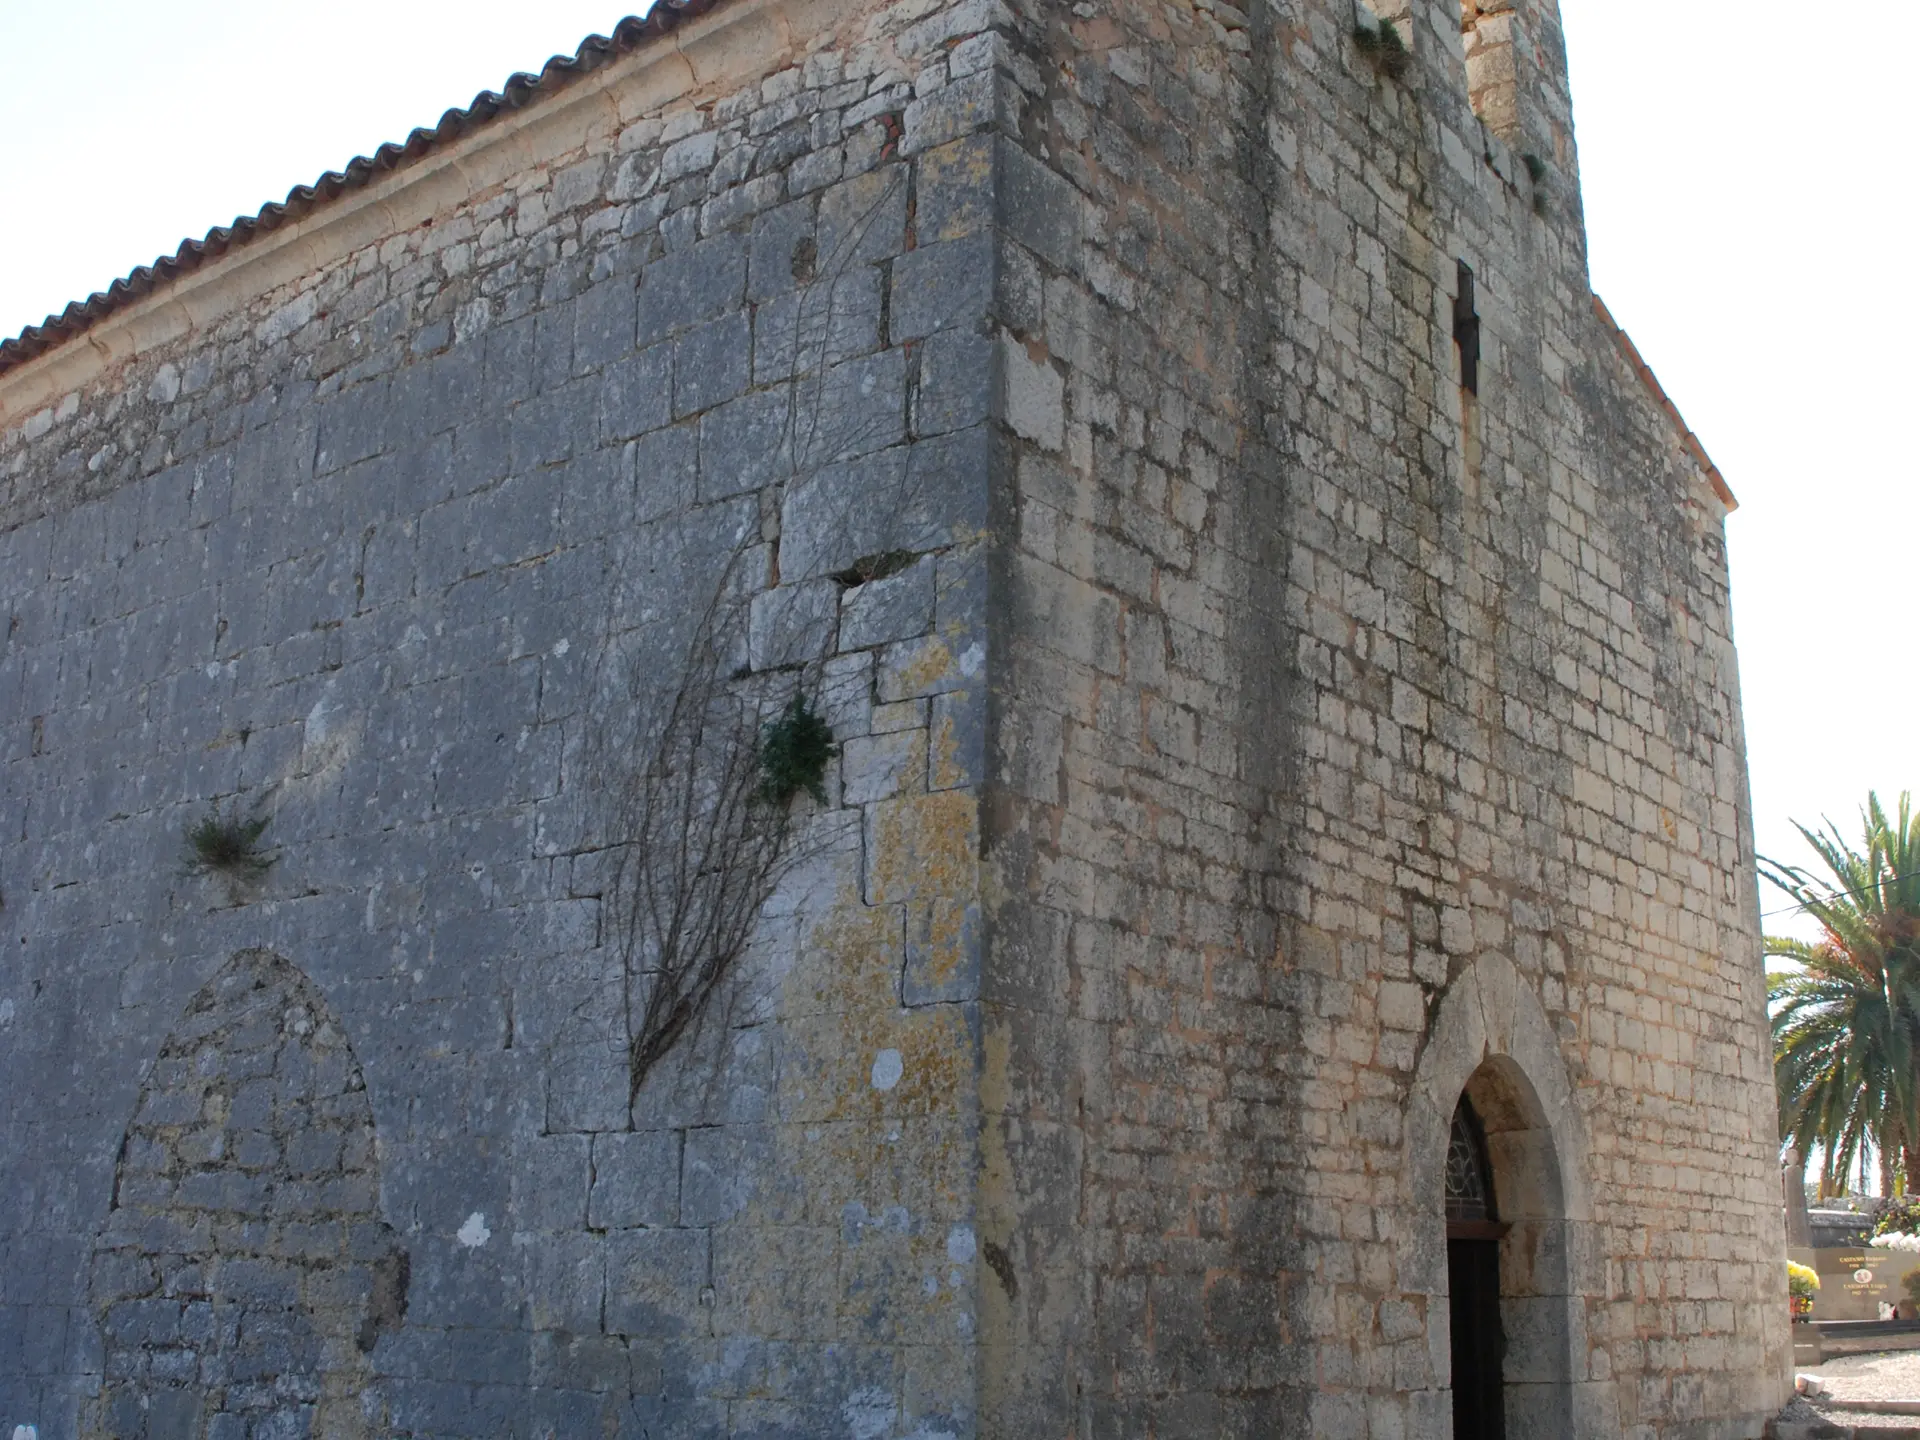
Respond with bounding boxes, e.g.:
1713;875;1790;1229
0;0;1789;1436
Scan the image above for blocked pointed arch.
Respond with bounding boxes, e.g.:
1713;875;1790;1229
86;949;406;1440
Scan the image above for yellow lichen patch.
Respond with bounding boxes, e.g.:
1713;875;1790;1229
783;892;906;1020
866;790;978;906
913;135;994;244
928;691;974;791
799;1114;975;1222
887;634;960;703
777;1000;975;1125
912;897;972;994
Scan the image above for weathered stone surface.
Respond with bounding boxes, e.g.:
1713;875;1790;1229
0;0;1785;1436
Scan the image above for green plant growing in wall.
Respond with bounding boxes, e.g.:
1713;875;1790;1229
1522;153;1552;216
1353;18;1411;81
757;696;834;806
181;804;275;880
587;164;923;1104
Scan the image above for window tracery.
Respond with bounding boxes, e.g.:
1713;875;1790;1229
1446;1096;1498;1223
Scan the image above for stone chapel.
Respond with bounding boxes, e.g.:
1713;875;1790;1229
0;0;1789;1436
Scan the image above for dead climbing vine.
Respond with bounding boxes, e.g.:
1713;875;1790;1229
603;548;833;1100
584;162;935;1104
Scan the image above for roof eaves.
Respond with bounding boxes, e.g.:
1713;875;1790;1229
1592;294;1736;514
0;1;724;378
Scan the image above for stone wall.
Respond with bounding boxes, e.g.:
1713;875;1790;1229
0;2;1005;1434
972;1;1788;1438
0;0;1788;1437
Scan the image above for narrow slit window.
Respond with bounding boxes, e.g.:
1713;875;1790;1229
1453;259;1481;395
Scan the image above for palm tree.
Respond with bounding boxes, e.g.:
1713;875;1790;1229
1766;792;1920;1198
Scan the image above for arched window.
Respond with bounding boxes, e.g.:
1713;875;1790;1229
1446;1096;1497;1224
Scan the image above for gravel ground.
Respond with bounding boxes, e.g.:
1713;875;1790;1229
1804;1350;1920;1403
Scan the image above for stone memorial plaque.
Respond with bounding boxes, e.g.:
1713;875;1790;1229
1795;1246;1920;1320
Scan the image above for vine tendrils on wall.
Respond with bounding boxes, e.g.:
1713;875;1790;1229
588;164;921;1104
604;548;833;1100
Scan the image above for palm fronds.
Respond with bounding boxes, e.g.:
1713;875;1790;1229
1766;792;1920;1196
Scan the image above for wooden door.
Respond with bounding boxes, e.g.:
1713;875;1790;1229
1448;1236;1506;1440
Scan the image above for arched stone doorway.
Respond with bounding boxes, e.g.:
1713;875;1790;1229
85;950;407;1440
1406;955;1613;1438
1445;1057;1576;1439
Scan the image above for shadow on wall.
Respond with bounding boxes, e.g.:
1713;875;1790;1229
85;949;407;1439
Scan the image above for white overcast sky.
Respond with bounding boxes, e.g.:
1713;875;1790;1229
1;2;1912;941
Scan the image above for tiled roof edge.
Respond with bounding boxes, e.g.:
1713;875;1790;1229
0;1;723;378
1592;294;1737;514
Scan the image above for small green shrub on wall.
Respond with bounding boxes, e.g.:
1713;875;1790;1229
757;696;834;806
181;805;274;879
1353;19;1411;80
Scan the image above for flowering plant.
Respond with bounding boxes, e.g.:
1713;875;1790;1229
1788;1260;1821;1318
1874;1197;1920;1239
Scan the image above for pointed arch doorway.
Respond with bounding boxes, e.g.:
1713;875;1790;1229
1409;958;1607;1437
1447;1094;1507;1440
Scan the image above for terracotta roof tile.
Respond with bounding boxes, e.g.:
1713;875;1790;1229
0;1;724;378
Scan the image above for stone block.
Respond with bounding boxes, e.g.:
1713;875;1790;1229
752;270;884;385
747;198;816;302
998;331;1064;451
314;379;392;475
863;790;978;905
749;580;839;671
588;1131;682;1229
546;1045;630;1134
673;314;752;418
997;136;1083;274
508;388;582;473
510;1134;591;1232
913;136;994;248
889;234;994;342
913;327;993;438
929;685;985;790
601;342;673;443
637;233;747;343
535;301;581;394
573;279;639;376
779;426;990;581
680;1125;776;1227
698;386;795;501
526;1232;607;1335
605;1229;708;1338
799;348;907;466
841;728;927;805
629;421;699;523
817;169;908;271
901;70;999;157
709;1225;839;1341
839;555;935;651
